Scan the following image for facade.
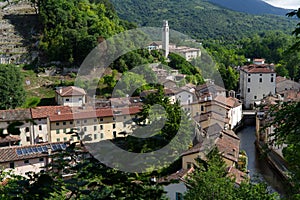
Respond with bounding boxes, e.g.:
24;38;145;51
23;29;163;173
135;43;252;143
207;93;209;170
55;86;86;107
48;107;141;143
30;106;72;143
239;64;276;109
170;46;201;61
0;109;33;146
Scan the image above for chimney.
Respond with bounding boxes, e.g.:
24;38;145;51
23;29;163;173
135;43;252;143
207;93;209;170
57;109;61;115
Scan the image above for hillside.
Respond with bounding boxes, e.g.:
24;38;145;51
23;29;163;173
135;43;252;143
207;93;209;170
207;0;291;15
110;0;296;41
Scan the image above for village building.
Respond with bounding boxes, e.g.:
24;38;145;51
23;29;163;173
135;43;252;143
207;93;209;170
0;109;33;146
30;106;72;143
48;107;141;143
239;59;276;109
55;86;86;107
0;142;67;177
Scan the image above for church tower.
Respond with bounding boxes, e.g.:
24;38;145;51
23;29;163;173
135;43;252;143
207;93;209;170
162;20;169;58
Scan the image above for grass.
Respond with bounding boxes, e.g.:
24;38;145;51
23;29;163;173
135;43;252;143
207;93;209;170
21;68;75;108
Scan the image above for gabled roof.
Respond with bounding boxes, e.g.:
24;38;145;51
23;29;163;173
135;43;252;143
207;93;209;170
216;130;240;163
31;106;72;119
0;109;31;122
56;86;86;97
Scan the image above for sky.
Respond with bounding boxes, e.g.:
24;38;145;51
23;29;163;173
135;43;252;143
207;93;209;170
262;0;300;9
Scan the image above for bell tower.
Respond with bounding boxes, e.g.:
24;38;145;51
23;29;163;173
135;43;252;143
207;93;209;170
162;20;169;58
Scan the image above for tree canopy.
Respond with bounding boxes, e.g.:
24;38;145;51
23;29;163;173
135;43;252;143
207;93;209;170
0;64;26;110
184;148;279;200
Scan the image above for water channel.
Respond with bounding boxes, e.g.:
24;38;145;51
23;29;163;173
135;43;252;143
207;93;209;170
236;126;286;196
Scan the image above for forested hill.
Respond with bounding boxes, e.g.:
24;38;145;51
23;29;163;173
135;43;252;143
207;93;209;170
207;0;291;15
110;0;296;41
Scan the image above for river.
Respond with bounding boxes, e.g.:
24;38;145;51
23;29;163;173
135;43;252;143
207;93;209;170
236;126;286;196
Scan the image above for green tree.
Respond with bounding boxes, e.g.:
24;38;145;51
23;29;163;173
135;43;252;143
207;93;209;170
184;148;279;200
0;65;26;109
264;101;300;197
275;64;289;78
218;64;239;91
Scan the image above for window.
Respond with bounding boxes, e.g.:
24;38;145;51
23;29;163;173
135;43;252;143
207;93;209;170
57;138;60;142
24;160;29;164
39;158;44;162
56;129;60;134
79;98;82;101
9;162;14;169
64;137;67;141
84;120;87;123
187;162;193;169
113;117;115;121
100;118;103;122
248;88;250;93
25;127;29;132
70;121;73;125
271;77;274;82
94;134;97;140
248;78;251;82
100;125;103;130
201;105;204;112
66;99;70;102
176;192;183;200
94;126;97;131
84;127;87;132
113;131;117;138
38;125;42;131
113;124;116;129
63;122;66;125
248;74;251;76
56;122;59;126
124;116;127;120
259;78;262;83
254;96;257;99
63;129;66;133
271;73;274;76
100;133;104;139
260;74;262;76
26;136;30;142
77;120;80;124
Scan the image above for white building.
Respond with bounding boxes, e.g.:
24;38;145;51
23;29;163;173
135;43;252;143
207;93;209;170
55;86;86;107
239;63;276;109
170;46;201;61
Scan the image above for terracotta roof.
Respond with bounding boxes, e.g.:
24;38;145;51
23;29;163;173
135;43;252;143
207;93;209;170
227;166;248;185
214;96;241;108
0;142;67;163
49;106;141;122
31;106;72;119
157;168;194;183
0;109;31;122
0;135;20;143
216;130;240;162
253;58;265;62
240;64;274;73
56;86;86;97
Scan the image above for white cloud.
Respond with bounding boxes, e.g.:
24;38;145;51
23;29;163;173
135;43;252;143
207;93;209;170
262;0;300;9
